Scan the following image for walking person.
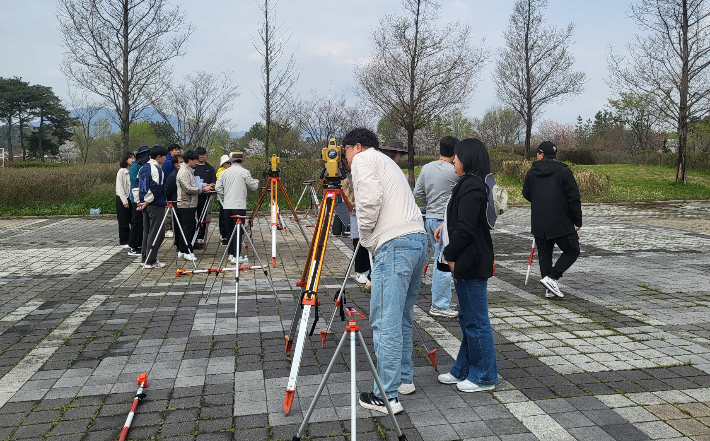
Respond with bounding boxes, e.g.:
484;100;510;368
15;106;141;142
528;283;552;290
215;152;259;264
138;145;168;268
413;136;459;318
194;147;217;247
522;141;582;298
342;128;427;414
127;146;150;256
116;151;135;247
162;144;181;238
216;154;231;245
176;150;214;261
435;138;498;393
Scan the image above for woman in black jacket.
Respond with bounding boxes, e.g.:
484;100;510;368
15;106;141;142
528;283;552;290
434;138;498;392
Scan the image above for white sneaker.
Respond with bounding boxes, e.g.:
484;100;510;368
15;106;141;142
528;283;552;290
165;230;174;238
456;380;495;393
438;373;464;384
354;272;368;284
184;253;197;261
177;252;184;258
121;244;130;248
364;280;371;291
238;256;248;265
144;261;166;269
430;306;458;318
540;276;564;298
398;383;416;395
229;255;236;264
544;290;555;298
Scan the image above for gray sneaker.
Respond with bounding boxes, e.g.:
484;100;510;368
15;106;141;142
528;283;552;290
430;306;458;318
540;276;564;298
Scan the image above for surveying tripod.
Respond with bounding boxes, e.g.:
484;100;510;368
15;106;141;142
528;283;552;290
292;307;408;441
283;139;354;414
293;179;321;220
192;192;216;250
143;200;196;269
251;155;309;267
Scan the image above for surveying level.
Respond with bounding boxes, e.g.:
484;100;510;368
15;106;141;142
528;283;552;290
283;140;353;415
251;155;309;266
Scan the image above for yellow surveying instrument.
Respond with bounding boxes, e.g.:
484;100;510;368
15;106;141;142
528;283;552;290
321;138;342;182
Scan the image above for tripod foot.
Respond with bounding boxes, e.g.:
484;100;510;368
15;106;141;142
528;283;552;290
428;348;438;372
320;330;328;347
272;257;276;267
284;388;295;415
423;264;428;276
285;337;293;355
398;435;408;441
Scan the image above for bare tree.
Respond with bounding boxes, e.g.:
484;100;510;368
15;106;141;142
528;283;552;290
152;71;239;149
253;0;299;161
67;89;102;165
355;0;487;186
57;0;191;153
608;0;710;183
607;92;664;151
472;106;525;149
494;0;587;160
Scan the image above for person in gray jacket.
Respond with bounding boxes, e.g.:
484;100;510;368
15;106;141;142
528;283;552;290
215;152;259;264
413;136;460;317
176;150;214;261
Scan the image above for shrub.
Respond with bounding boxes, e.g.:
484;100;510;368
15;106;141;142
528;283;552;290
572;167;609;196
557;149;596;165
501;160;532;182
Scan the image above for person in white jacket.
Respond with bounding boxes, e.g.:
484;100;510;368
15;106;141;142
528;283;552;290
115;151;135;247
341;127;427;415
215;152;259;264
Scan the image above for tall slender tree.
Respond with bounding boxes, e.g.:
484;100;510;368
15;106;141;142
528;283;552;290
0;77;31;162
57;0;191;153
608;0;710;183
355;0;487;186
253;0;299;162
494;0;587;159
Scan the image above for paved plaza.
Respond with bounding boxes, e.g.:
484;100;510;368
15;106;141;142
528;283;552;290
1;202;710;440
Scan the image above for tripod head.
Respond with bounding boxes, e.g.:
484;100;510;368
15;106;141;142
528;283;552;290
321;138;343;188
269;154;281;176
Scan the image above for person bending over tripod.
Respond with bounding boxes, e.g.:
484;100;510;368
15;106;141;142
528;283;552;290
341;127;427;415
176;150;214;261
194;147;216;247
215;152;259;264
137;145;168;269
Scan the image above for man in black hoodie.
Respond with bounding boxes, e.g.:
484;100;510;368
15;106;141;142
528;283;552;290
523;141;582;298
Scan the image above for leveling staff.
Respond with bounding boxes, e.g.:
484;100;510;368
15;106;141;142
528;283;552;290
341;127;427;415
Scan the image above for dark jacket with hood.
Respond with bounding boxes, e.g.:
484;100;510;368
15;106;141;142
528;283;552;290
442;174;495;280
129;147;150;203
522;158;582;239
166;168;178;203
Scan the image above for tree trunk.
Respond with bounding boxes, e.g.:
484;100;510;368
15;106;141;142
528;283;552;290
38;110;44;162
263;0;271;162
6;115;12;162
676;0;689;184
523;0;533;161
407;128;415;188
20;120;25;161
121;0;130;154
525;116;533;161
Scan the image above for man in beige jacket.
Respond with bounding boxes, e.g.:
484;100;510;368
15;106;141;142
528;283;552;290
176;150;214;261
341;127;427;415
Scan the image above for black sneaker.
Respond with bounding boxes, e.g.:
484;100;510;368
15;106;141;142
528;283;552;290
358;392;403;414
221;238;228;245
127;248;141;257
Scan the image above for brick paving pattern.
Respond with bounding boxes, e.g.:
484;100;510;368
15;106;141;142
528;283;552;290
1;201;710;440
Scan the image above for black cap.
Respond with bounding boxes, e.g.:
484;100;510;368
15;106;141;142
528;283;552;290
537;141;557;158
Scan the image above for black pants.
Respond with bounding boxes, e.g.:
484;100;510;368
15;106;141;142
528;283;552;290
536;232;580;280
224;208;247;257
128;202;143;249
352;238;371;274
116;196;131;245
196;193;211;240
175;207;197;254
142;204;166;264
218;202;227;239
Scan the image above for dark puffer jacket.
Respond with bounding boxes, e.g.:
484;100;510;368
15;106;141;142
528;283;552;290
442;174;494;280
522;158;582;239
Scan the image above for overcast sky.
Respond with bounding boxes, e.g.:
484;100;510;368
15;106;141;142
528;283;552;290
1;0;637;133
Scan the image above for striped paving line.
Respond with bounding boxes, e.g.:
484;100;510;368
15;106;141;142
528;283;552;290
0;294;107;408
0;300;45;335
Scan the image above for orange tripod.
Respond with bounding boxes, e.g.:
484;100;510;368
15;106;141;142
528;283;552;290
250;155;309;267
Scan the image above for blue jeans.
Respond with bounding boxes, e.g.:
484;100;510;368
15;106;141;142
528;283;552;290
370;232;427;399
449;278;498;386
425;218;453;309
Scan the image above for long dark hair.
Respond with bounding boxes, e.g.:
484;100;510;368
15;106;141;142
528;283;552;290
120;152;135;169
454;138;490;179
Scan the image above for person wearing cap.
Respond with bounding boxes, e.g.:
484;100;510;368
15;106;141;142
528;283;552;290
378;138;408;162
216;154;232;244
127;145;150;256
413;136;460;318
162;144;181;238
215;151;259;264
176;150;215;261
138;145;169;268
341;128;427;415
194;147;217;246
523;141;582;299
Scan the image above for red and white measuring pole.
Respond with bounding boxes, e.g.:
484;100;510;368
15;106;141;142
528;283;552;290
525;238;536;285
118;372;148;441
